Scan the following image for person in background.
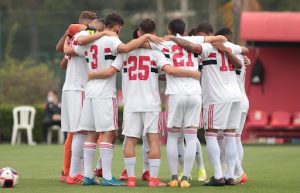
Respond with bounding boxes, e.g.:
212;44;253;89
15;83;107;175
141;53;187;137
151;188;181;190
42;90;61;142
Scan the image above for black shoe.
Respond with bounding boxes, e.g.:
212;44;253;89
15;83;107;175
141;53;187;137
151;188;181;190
225;178;237;186
204;176;225;186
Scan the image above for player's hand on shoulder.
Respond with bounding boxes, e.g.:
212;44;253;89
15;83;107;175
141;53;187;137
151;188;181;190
212;41;227;52
163;35;175;41
147;34;163;44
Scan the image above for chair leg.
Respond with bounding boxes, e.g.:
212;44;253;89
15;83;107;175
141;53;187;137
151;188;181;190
11;128;18;145
27;129;35;145
17;131;22;144
58;130;64;144
47;129;52;145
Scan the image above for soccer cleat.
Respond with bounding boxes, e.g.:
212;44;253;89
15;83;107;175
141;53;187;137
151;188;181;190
127;177;137;187
179;180;191;188
119;169;128;181
225;178;237;186
167;179;179;187
141;170;150;181
66;175;83;185
82;177;100;185
94;168;103;178
235;173;248;184
178;172;192;181
204;176;225;186
101;176;125;186
197;168;207;182
148;177;166;187
60;171;67;183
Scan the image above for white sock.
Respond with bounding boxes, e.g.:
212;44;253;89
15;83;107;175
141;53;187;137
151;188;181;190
236;134;244;164
178;136;185;170
70;133;87;177
149;159;160;178
142;136;149;173
196;138;205;169
217;132;226;172
205;132;223;179
224;132;238;179
183;131;197;178
83;142;96;178
99;142;114;180
166;131;180;176
124;157;136;177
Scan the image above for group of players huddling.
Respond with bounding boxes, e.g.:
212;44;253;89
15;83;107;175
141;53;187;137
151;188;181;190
56;10;250;188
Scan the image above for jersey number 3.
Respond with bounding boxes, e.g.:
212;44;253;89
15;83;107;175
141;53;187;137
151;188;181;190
128;56;150;80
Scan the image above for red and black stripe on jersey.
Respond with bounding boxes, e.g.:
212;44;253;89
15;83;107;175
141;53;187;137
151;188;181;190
202;52;217;66
104;48;116;60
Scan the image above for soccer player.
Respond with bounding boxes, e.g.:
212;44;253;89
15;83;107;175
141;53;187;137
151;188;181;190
57;11;97;183
215;27;250;184
149;19;224;187
69;13;163;186
169;22;248;186
62;19;109;185
88;18;201;187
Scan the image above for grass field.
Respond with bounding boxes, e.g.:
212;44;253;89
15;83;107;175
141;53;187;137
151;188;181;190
0;144;300;193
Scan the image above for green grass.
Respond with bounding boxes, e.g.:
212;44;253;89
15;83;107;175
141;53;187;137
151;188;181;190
0;144;300;193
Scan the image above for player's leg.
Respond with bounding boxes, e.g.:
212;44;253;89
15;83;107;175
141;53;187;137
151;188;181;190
123;136;138;187
166;95;184;187
234;112;248;183
68;91;87;179
141;136;150;180
96;98;123;186
203;104;226;186
94;134;102;178
223;102;241;185
119;136;128;180
196;138;207;181
177;135;185;170
217;130;226;172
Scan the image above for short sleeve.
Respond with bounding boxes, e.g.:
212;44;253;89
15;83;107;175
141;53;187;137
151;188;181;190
153;50;169;69
74;45;87;57
225;42;242;55
111;54;124;71
200;43;213;58
110;37;123;54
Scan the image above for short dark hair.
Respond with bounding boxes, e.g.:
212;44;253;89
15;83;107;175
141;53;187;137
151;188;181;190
139;18;156;33
196;22;214;35
168;19;185;35
132;28;139;39
188;27;198;36
104;13;124;28
215;27;232;36
79;11;97;21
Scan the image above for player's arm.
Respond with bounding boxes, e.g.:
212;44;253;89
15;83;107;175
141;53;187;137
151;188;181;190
162;65;201;80
241;46;249;55
118;34;162;53
204;35;227;43
60;57;68;70
88;67;118;80
63;37;77;56
244;55;251;66
164;35;203;54
56;30;68;52
77;31;118;45
213;42;242;69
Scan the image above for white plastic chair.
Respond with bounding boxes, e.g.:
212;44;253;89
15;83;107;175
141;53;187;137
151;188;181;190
11;106;36;145
47;125;64;144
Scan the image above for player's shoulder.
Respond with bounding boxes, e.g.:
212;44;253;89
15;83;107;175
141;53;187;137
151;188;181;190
74;30;89;39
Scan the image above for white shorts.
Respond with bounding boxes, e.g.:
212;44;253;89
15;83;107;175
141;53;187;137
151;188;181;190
61;90;85;132
236;112;247;135
78;98;118;132
122;111;159;138
167;95;202;128
203;102;241;130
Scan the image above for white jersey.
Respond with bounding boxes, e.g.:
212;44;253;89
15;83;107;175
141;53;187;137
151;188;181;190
62;31;89;91
200;41;242;105
112;49;168;112
74;36;122;98
150;35;204;95
236;54;249;113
